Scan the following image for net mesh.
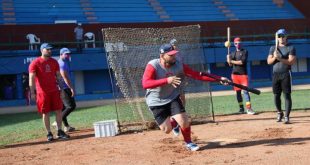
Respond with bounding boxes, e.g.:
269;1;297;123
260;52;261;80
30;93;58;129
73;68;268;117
102;25;213;132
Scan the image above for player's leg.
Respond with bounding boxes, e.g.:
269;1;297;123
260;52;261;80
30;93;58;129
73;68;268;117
272;73;283;122
42;112;54;141
60;88;76;132
37;92;54;141
236;90;244;113
240;75;255;115
42;112;51;134
232;74;244;113
171;97;199;151
282;72;292;124
149;104;173;134
51;91;70;139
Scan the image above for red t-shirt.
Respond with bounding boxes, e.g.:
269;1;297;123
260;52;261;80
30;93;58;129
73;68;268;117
29;57;60;93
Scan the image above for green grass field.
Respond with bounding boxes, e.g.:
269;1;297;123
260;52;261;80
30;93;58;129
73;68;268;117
0;89;309;146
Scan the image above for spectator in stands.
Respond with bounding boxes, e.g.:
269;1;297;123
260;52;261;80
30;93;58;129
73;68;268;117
22;72;31;105
267;29;296;124
29;43;70;141
74;23;84;53
54;47;76;132
226;37;255;115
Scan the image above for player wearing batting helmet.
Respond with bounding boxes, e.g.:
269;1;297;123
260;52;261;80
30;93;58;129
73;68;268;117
227;37;255;115
142;43;230;151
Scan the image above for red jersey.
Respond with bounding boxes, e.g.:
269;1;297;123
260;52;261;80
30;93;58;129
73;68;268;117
29;57;60;93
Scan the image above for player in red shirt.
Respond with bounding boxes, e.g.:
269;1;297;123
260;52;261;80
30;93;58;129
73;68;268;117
29;43;70;141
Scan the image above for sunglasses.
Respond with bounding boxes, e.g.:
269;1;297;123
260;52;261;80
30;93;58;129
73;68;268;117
277;34;286;38
234;42;241;45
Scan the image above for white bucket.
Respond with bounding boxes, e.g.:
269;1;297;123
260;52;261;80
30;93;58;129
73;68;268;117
93;120;118;138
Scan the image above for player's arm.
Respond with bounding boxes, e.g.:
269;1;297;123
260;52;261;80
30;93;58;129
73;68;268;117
29;72;36;100
267;46;278;65
59;70;75;97
56;71;75;97
277;55;296;65
230;51;247;65
183;64;229;83
276;47;296;66
226;54;232;66
142;64;180;89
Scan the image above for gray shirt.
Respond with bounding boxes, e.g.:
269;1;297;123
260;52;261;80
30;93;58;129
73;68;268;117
145;59;184;106
269;44;296;73
74;26;84;40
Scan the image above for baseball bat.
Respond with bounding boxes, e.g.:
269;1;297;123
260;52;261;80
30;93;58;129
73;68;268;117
200;72;261;95
275;32;278;53
227;27;230;54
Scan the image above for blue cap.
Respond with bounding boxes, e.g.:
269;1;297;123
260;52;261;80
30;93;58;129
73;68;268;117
40;43;53;51
159;44;178;55
276;29;287;35
60;48;71;55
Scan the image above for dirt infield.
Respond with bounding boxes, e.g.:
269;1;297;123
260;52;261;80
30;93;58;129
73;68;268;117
1;111;310;165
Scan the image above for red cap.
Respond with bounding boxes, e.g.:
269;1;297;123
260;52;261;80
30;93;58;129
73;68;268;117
234;37;241;43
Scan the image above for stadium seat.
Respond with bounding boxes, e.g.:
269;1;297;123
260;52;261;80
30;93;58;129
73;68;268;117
84;32;95;48
26;33;41;50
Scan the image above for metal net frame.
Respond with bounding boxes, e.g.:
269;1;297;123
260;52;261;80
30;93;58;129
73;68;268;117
102;25;213;132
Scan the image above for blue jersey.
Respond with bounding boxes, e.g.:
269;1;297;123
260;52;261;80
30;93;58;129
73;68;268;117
58;58;71;89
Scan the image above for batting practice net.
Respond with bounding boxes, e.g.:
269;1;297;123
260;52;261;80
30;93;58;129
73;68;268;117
102;25;213;132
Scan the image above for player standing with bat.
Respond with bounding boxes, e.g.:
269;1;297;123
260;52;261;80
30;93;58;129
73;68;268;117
142;43;230;151
226;34;255;114
267;29;296;124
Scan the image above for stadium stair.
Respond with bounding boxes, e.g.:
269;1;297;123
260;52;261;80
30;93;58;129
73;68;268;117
147;0;172;22
212;0;238;20
80;0;98;24
1;0;16;25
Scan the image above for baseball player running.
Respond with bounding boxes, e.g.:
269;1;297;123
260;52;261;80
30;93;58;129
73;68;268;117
142;43;230;151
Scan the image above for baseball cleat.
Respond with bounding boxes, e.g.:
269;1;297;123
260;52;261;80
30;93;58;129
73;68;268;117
47;132;54;142
277;112;284;122
186;142;200;151
57;130;70;140
246;108;255;115
64;126;76;132
284;116;290;124
238;108;245;114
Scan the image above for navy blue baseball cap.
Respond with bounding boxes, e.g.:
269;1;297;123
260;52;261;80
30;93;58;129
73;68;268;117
40;43;53;51
276;29;287;35
159;44;178;55
60;47;71;55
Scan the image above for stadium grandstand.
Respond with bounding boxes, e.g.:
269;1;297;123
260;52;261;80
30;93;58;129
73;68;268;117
0;0;309;108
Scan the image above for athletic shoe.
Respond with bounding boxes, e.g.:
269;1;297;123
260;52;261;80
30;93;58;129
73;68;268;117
239;108;245;114
185;142;200;151
246;108;255;115
277;112;284;122
47;132;54;142
52;121;58;129
172;125;180;136
57;130;70;140
284;116;290;124
64;126;76;132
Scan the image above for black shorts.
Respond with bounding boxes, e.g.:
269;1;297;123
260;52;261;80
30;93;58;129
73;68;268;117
272;72;292;94
149;96;185;125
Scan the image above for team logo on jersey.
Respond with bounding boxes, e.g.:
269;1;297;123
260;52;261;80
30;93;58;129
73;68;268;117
45;64;51;72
